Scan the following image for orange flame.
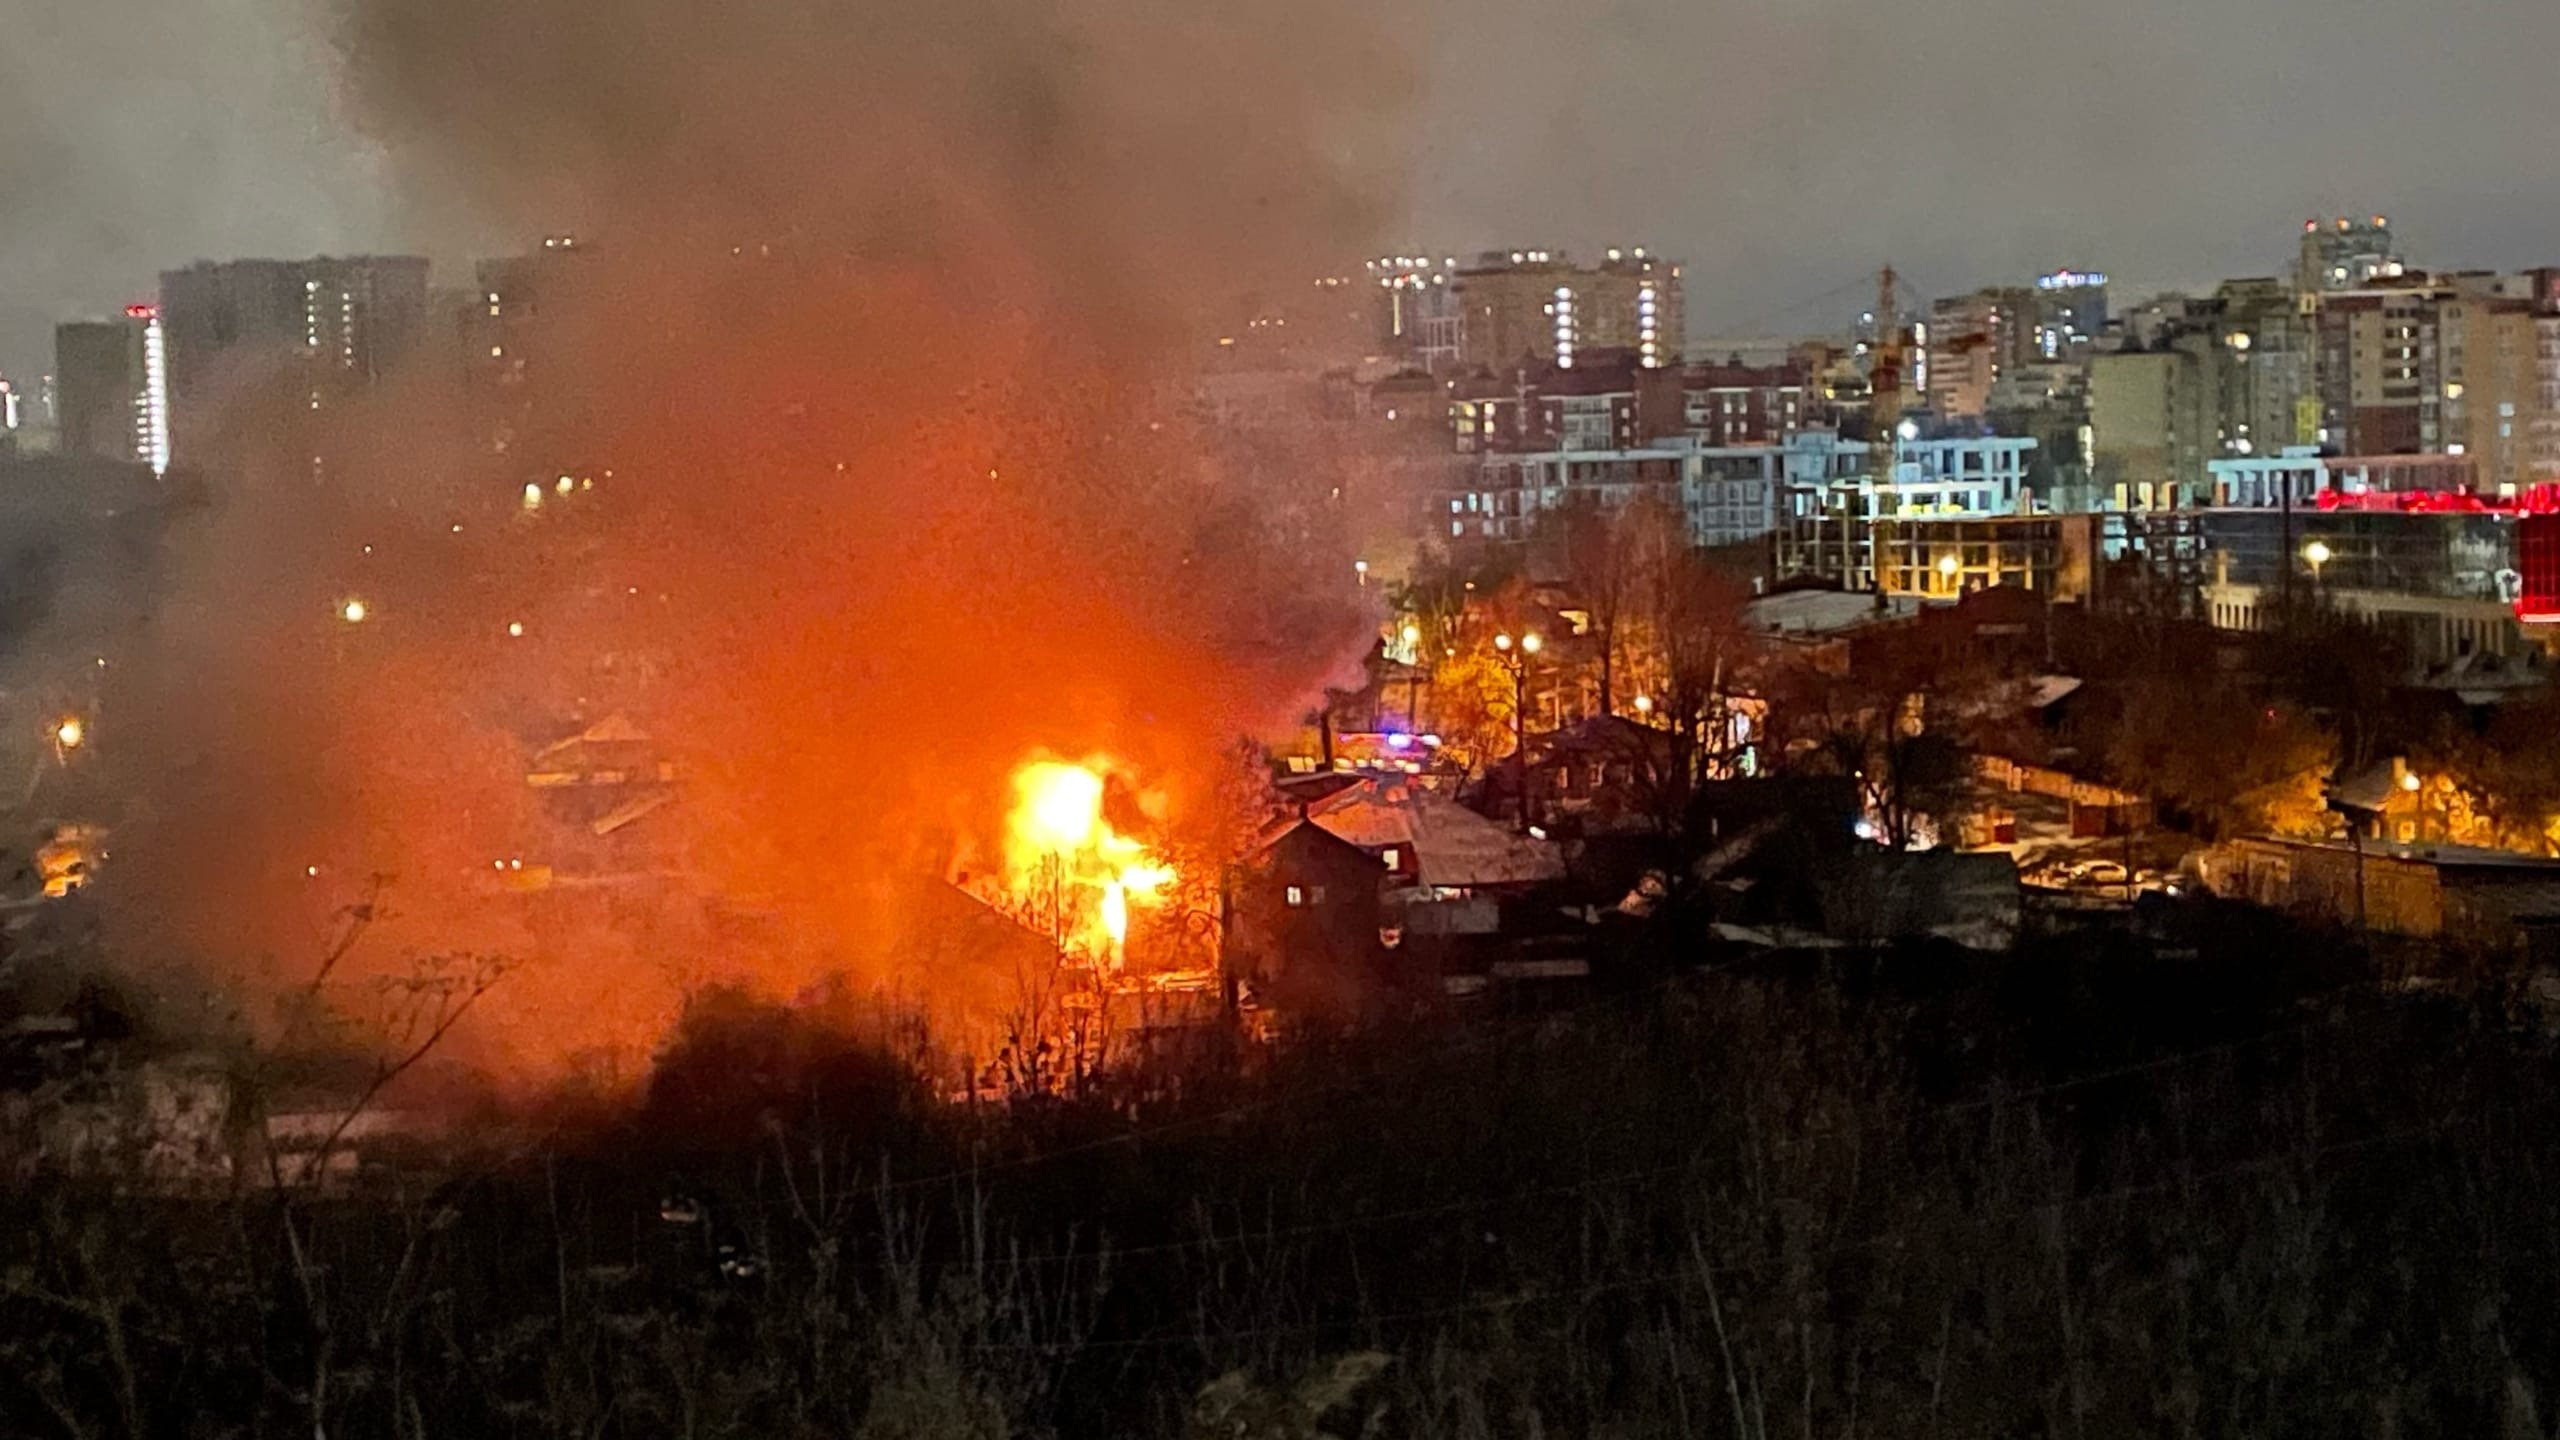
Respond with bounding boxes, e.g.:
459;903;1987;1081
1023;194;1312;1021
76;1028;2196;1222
1004;758;1174;967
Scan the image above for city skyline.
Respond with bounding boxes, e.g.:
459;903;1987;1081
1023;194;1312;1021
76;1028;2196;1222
12;0;2560;377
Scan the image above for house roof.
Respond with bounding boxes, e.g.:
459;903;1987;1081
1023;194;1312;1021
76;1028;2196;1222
2411;647;2553;703
2239;834;2560;874
1287;778;1565;889
1743;589;1923;639
1535;713;1674;767
1276;771;1368;805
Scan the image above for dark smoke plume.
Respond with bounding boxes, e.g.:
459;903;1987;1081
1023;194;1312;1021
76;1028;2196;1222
89;0;1415;1078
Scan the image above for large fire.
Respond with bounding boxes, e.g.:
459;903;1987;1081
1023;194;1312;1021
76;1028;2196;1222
1002;759;1176;967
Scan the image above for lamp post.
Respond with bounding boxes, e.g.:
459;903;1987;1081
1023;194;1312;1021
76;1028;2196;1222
1937;552;1960;595
1495;631;1542;831
2303;539;2332;600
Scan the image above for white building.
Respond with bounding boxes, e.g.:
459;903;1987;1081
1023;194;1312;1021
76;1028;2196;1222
1441;431;2036;550
2205;447;2480;508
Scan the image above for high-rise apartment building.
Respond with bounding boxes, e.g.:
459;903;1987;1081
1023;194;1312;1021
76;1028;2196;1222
2213;278;2320;458
1357;255;1465;371
158;255;431;464
2315;282;2445;454
52;307;168;474
1682;359;1812;445
2031;270;2110;355
1926;289;2028;416
2299;216;2405;296
1925;272;2107;417
1451;248;1683;371
2437;293;2542;490
2090;336;2220;507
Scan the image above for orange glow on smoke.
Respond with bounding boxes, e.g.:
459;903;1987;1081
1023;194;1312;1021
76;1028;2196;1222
1004;758;1175;967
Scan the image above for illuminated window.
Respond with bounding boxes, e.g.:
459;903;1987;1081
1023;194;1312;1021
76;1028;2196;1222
1285;885;1305;907
1383;848;1401;871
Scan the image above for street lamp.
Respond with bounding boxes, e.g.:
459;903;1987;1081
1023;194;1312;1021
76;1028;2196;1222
1633;694;1654;721
1494;632;1542;831
52;717;83;752
339;598;369;624
1937;552;1960;592
2304;539;2332;596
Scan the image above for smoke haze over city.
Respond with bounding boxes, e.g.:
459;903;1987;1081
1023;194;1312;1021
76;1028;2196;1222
16;0;2560;375
10;0;1414;1075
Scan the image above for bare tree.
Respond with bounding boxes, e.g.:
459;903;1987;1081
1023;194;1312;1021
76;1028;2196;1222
1557;495;1640;716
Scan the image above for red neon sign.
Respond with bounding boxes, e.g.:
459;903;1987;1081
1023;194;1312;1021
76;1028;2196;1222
2520;514;2560;622
123;304;157;320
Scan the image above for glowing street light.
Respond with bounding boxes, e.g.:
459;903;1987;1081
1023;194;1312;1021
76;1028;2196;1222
2304;539;2333;592
339;598;369;624
52;717;84;751
1493;633;1544;830
1400;624;1421;646
506;621;526;638
1633;694;1654;718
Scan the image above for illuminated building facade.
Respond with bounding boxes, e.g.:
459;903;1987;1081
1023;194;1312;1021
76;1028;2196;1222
1441;430;2032;557
2031;269;2110;355
1682;359;1813;445
1357;255;1466;371
2315;284;2445;455
2299;215;2405;296
2197;508;2527;664
1451;248;1684;372
1449;353;1809;455
53;308;168;474
2436;294;2543;492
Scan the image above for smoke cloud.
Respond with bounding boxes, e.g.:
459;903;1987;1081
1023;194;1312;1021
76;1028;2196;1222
80;0;1416;1081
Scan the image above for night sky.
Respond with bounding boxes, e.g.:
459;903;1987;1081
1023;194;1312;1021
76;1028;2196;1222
8;0;2560;378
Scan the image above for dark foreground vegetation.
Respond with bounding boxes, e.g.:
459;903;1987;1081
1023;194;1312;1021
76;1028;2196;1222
7;913;2560;1438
